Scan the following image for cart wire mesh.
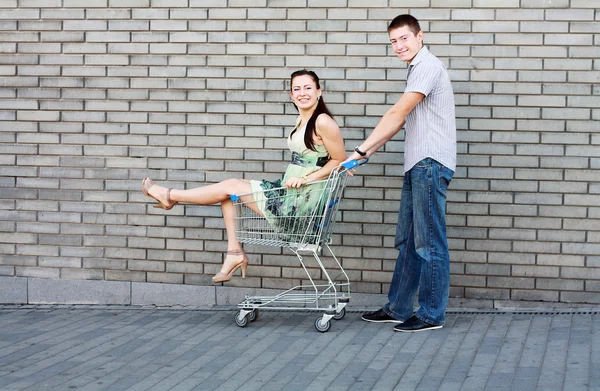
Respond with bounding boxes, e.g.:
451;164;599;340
228;159;366;331
230;160;358;250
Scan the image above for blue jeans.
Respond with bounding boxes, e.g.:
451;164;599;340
384;158;454;325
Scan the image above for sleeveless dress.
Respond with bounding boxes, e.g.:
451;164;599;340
249;121;330;237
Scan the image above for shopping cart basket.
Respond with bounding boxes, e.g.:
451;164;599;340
229;159;366;332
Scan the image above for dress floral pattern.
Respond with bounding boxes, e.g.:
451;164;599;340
249;122;330;238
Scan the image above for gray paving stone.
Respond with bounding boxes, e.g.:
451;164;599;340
440;315;493;390
0;308;597;390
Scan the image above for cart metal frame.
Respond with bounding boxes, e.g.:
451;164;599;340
229;159;365;332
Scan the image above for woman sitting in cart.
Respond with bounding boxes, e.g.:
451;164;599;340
142;69;346;284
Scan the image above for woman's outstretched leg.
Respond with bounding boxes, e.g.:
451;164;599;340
142;177;259;283
142;177;252;209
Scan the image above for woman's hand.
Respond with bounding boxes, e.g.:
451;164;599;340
340;151;364;176
284;177;308;188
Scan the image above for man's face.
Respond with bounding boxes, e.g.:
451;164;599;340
389;25;423;64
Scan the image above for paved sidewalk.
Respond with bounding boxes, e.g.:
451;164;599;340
0;305;598;391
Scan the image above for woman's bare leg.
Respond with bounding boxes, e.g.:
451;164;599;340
144;177;260;278
218;199;245;274
146;178;252;207
218;193;264;274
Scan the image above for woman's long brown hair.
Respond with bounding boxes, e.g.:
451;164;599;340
290;69;334;152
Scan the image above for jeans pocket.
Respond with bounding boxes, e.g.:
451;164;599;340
438;166;454;191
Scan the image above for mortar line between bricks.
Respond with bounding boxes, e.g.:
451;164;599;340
149;312;294;391
536;315;570;390
305;321;375;390
237;320;329;391
196;324;304;391
70;311;233;390
515;315;553;390
0;312;138;389
303;316;370;370
475;314;515;391
369;325;432;390
505;314;535;391
0;309;124;363
97;318;235;390
436;314;479;391
148;329;244;390
561;314;591;391
331;320;399;390
591;316;600;389
32;311;218;390
277;317;371;391
396;315;461;391
0;309;75;335
193;313;303;391
355;325;417;390
165;314;296;391
114;312;238;391
239;336;315;391
447;314;497;391
3;311;163;389
560;314;576;391
16;311;180;389
412;315;466;390
531;315;553;391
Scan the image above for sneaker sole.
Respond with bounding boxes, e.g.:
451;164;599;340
361;317;403;324
393;324;443;333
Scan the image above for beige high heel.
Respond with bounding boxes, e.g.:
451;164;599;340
142;177;177;210
212;249;249;283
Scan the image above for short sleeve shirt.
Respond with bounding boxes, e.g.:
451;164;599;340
403;46;456;172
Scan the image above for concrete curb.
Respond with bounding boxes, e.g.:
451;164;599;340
2;276;597;309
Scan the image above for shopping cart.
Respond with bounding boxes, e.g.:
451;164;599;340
229;159;366;332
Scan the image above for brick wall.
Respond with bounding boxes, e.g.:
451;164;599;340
1;0;599;306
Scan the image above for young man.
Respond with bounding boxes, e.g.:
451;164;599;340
346;14;456;332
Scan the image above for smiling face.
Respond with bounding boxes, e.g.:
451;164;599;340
290;74;321;111
389;25;423;64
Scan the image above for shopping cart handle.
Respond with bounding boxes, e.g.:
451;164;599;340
230;194;239;201
341;158;368;170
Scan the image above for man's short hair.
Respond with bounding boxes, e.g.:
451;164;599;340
387;14;421;36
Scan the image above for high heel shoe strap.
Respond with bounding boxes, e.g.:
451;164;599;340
166;188;172;206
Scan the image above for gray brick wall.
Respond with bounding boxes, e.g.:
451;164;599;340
1;1;599;306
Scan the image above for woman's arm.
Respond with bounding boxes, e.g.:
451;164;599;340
307;114;345;180
285;113;345;188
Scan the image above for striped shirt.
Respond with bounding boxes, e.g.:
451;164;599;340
403;46;456;172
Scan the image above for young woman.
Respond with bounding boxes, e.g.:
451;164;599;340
142;70;345;283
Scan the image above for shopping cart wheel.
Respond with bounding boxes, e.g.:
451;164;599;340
333;307;346;320
314;316;331;333
234;311;249;328
248;309;259;322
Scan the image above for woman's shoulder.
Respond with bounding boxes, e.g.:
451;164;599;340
315;113;338;132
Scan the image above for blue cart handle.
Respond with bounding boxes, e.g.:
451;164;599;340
231;158;368;201
341;158;368;170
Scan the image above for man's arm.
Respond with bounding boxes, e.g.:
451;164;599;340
347;91;425;161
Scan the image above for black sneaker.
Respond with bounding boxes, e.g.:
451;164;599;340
393;315;443;333
361;309;403;323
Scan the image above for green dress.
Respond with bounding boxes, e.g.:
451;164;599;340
249;121;330;240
